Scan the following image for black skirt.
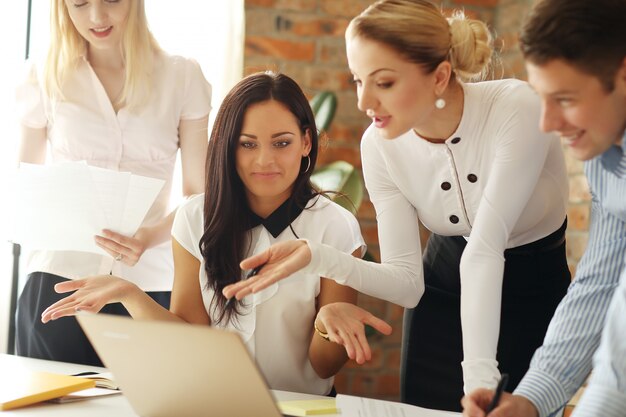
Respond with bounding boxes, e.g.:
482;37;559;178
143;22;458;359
15;272;171;367
400;220;570;411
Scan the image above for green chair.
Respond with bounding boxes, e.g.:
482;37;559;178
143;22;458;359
308;91;364;216
309;91;337;132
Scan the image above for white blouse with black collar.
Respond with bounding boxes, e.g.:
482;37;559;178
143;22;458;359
302;78;569;392
172;193;365;395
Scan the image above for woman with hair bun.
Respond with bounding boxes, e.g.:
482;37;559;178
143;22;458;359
224;0;571;411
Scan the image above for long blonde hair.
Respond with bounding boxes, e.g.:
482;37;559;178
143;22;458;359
44;0;161;110
346;0;493;82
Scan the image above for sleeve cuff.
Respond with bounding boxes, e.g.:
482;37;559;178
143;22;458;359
461;359;500;393
572;383;626;417
514;369;569;417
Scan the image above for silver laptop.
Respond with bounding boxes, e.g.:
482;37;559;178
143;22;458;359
77;313;283;417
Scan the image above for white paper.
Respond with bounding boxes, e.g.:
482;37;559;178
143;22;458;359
336;394;461;417
12;162;164;255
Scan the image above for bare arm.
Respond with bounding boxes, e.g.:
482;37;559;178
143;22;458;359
18;125;47;165
41;238;210;325
308;257;358;379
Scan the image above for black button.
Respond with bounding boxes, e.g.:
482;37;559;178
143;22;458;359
441;182;451;190
451;137;461;144
449;215;459;224
467;174;478;183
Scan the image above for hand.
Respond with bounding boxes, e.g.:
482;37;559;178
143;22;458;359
94;228;150;266
462;390;539;417
222;240;312;300
41;275;136;323
316;302;393;365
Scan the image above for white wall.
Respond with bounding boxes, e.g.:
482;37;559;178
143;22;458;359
0;3;30;354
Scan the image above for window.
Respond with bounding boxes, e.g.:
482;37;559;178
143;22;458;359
0;0;243;354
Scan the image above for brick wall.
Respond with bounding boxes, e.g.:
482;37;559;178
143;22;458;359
244;0;590;401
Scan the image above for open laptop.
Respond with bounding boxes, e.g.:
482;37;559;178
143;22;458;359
77;313;283;417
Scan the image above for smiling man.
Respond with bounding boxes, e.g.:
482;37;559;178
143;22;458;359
461;0;626;416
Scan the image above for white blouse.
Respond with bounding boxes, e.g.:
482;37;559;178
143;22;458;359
303;79;568;392
172;194;366;395
16;53;212;291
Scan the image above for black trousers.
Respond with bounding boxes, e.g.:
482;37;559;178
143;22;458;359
401;220;570;412
16;272;171;367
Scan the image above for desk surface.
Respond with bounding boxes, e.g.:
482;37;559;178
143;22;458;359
0;354;335;416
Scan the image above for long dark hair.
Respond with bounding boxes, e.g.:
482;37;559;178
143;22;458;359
199;72;319;325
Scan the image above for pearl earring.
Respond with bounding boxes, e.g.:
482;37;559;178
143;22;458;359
435;98;446;109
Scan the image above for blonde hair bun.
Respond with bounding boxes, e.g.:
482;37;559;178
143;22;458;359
448;11;493;81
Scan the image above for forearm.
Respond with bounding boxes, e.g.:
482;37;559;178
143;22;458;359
136;210;176;249
309;327;349;379
304;240;424;308
120;280;184;323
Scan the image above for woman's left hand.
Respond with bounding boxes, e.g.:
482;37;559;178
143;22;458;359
315;302;393;364
94;228;150;266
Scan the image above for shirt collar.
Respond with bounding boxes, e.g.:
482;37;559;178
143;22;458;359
599;130;626;176
247;198;306;238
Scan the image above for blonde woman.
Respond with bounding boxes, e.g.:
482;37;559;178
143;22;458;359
224;0;571;411
15;0;211;366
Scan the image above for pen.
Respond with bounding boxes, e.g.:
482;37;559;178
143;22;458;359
224;264;266;307
485;373;509;414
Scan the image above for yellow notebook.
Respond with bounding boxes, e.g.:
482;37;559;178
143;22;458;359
0;371;96;411
278;399;338;416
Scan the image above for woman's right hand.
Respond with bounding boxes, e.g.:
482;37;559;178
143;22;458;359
41;275;136;323
315;302;393;364
222;240;312;301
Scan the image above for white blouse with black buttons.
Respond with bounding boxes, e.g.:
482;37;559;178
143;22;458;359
301;78;568;393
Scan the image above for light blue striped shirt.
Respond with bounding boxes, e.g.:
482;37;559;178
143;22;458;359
514;134;626;417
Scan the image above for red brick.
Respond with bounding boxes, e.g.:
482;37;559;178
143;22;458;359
243;63;279;76
246;0;316;11
319;40;349;67
357;199;376;221
365;245;380;262
307;67;354;92
388;303;404;321
334;371;349;393
567;204;590;232
246;0;276;7
327;122;365;145
569;175;591;204
245;36;315;62
317;144;362;168
288;16;350;37
357;294;387;318
351;373;377;396
564;147;585;174
386;349;402;369
277;0;317;11
566;232;589;262
376;374;401;397
360;221;379;246
319;0;372;17
452;0;499;7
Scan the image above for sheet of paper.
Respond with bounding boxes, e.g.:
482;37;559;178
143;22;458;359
336;394;461;417
12;162;164;255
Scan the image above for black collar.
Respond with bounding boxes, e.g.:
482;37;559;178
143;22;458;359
247;198;306;238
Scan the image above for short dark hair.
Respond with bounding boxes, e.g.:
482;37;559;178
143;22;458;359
520;0;626;91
